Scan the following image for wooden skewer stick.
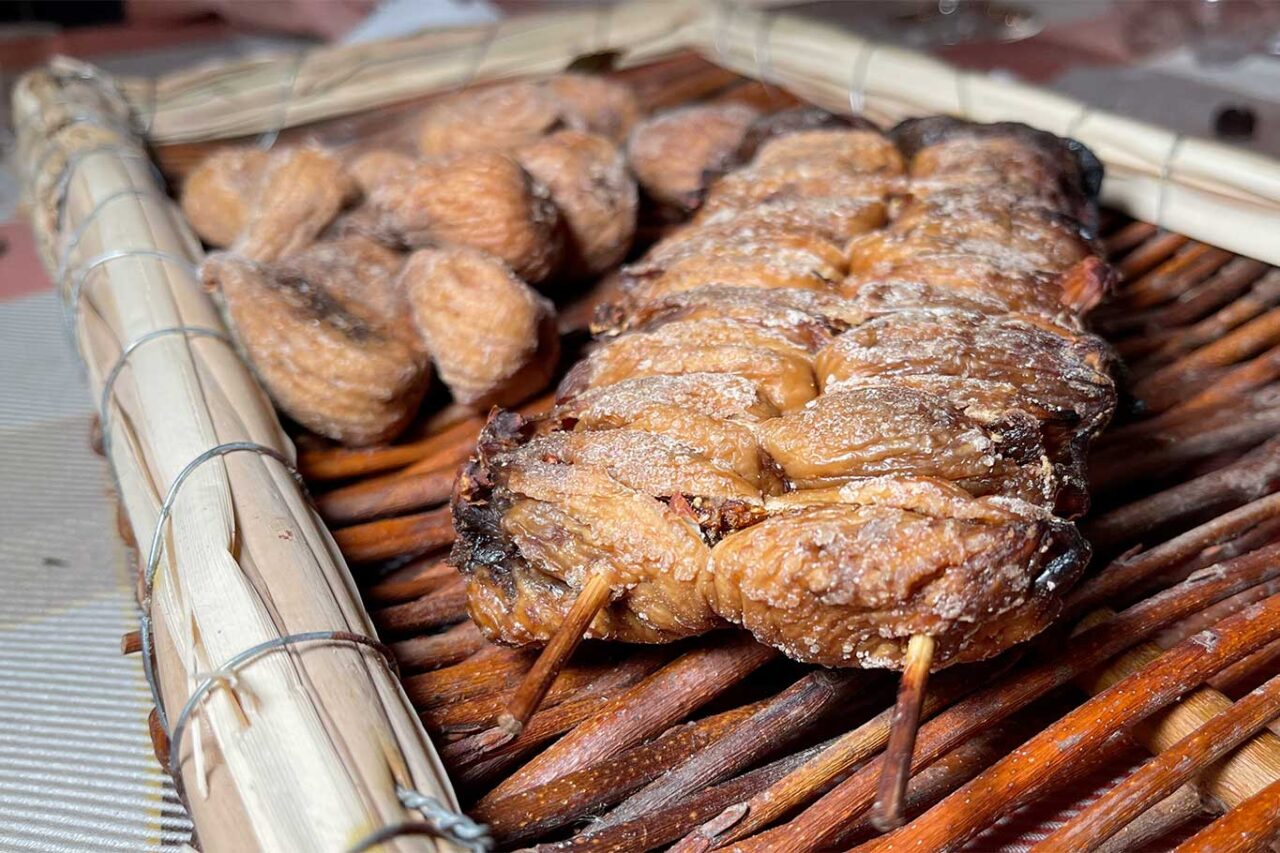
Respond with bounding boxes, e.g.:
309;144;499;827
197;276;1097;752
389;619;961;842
870;633;935;832
491;572;613;745
120;629;142;655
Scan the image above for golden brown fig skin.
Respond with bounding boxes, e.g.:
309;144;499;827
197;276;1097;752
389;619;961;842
203;252;429;446
454;430;723;646
546;74;641;144
415;76;640;160
516;129;637;279
416;80;573;159
709;477;1087;668
180;147;268;248
402;247;559;409
349;148;415;197
372;152;562;283
281;236;414;346
626;103;761;211
236;145;357;264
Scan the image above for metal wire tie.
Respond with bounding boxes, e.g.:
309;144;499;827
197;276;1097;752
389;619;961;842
57;187;175;283
348;786;492;852
848;44;878;116
97;326;234;461
1156;132;1186;233
138;441;304;734
167;629;398;784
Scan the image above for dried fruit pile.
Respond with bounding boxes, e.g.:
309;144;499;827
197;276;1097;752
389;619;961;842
453;113;1119;672
187;75;644;445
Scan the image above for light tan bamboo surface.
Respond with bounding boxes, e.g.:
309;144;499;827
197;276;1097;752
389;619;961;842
100;0;1280;268
12;57;461;853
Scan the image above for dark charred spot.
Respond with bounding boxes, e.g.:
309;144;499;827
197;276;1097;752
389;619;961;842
272;267;379;342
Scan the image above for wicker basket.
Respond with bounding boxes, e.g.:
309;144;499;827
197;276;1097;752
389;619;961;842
13;3;1280;851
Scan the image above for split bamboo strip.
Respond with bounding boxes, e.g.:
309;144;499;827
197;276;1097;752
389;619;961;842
12;58;460;853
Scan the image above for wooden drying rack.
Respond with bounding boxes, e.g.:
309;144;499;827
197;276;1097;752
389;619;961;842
129;53;1280;851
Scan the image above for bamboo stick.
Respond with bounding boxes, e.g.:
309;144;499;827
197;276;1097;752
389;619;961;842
695;8;1280;266
539;738;838;853
1037;673;1280;851
1103;221;1158;256
600;669;866;828
300;414;484;482
363;557;459;606
671;664;984;852
373;579;470;636
1082;635;1280;812
1067;494;1280;617
1124;265;1278;365
333;506;456;563
1084;436;1280;556
393;621;488;674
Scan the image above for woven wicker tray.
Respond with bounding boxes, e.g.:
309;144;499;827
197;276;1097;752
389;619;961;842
14;7;1280;852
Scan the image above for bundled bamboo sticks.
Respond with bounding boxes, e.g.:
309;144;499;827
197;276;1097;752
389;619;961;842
12;58;461;853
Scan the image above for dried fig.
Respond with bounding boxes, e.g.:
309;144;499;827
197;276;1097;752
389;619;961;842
237;145;357;263
626;103;760;211
416;80;575;159
371;151;561;283
323;203;406;250
203;251;429;446
402;247;558;409
280;236;414;345
349;148;415;197
516;129;636;279
546;74;641;144
180;147;268;248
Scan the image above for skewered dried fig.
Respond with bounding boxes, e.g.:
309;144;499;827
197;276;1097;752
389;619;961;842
732;107;877;164
203;251;429;446
516;129;637;279
416;80;576;159
402;247;559;408
237;145;357;263
180;147;268;248
626;102;760;211
371;151;561;283
546;74;641;144
349;148;414;196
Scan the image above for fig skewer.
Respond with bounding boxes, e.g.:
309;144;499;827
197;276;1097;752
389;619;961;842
490;572;613;744
870;633;935;830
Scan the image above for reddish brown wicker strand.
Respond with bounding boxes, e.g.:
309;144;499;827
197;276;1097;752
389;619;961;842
480;636;777;803
1034;672;1280;851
